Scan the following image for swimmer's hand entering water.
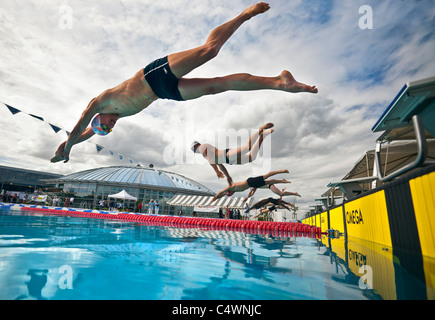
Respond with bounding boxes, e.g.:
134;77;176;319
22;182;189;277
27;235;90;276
51;141;70;163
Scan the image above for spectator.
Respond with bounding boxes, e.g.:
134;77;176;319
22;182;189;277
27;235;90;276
155;200;160;214
148;199;154;214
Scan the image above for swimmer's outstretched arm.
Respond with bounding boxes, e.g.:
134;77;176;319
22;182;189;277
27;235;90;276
211;186;231;202
51;128;95;163
243;188;257;202
199;145;232;184
51;99;98;163
217;164;233;185
211;180;248;202
210;164;225;179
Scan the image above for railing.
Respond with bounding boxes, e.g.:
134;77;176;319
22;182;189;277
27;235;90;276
374;115;428;182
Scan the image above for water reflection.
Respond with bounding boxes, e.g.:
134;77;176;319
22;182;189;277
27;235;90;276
1;209;433;299
15;269;48;300
317;235;434;300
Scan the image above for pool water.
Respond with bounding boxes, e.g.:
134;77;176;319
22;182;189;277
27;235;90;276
0;207;420;300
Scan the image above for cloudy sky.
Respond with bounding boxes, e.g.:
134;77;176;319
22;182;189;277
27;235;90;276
1;0;434;215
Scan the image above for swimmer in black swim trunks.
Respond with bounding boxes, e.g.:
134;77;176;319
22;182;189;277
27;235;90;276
211;169;291;202
51;3;318;163
243;183;301;202
191;123;274;185
253;202;293;220
247;197;294;213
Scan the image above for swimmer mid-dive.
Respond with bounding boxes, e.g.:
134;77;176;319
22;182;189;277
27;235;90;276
211;169;291;202
246;197;294;214
243;183;301;202
51;2;318;163
191;123;274;185
253;204;289;220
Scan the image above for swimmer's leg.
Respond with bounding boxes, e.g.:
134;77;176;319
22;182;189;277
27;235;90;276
281;190;301;197
178;71;318;100
168;3;270;78
245;128;274;162
235;128;274;164
238;123;274;155
263;169;289;180
226;124;273;164
264;178;291;186
270;185;301;198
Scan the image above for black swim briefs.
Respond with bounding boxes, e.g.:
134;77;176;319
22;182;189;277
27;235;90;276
143;56;184;101
225;148;231;165
266;197;280;205
247;176;266;189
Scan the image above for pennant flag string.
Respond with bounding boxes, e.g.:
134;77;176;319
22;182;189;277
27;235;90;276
49;124;62;133
1;101;139;165
96;144;104;153
3;101;61;134
5;104;21;115
29;114;44;121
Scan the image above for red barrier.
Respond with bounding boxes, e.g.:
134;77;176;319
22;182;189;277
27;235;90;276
19;206;321;237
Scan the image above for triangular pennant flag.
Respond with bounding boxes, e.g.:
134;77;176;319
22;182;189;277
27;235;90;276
5;104;21;115
1;102;137;164
49;123;62;133
29;114;44;121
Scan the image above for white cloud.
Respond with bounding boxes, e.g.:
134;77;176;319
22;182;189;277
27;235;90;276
1;0;434;217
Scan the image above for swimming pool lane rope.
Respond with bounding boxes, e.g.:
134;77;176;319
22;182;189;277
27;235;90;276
2;203;322;237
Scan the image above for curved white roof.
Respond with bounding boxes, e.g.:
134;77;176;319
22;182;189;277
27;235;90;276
49;165;214;195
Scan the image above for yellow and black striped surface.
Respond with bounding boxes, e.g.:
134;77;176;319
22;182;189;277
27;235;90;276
303;164;435;299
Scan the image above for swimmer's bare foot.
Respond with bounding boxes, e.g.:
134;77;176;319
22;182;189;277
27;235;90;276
242;2;270;19
50;154;64;163
260;123;274;131
278;70;318;94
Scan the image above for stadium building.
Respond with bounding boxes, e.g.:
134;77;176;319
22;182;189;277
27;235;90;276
45;165;215;214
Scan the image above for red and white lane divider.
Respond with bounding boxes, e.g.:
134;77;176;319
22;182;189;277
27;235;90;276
1;203;322;237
